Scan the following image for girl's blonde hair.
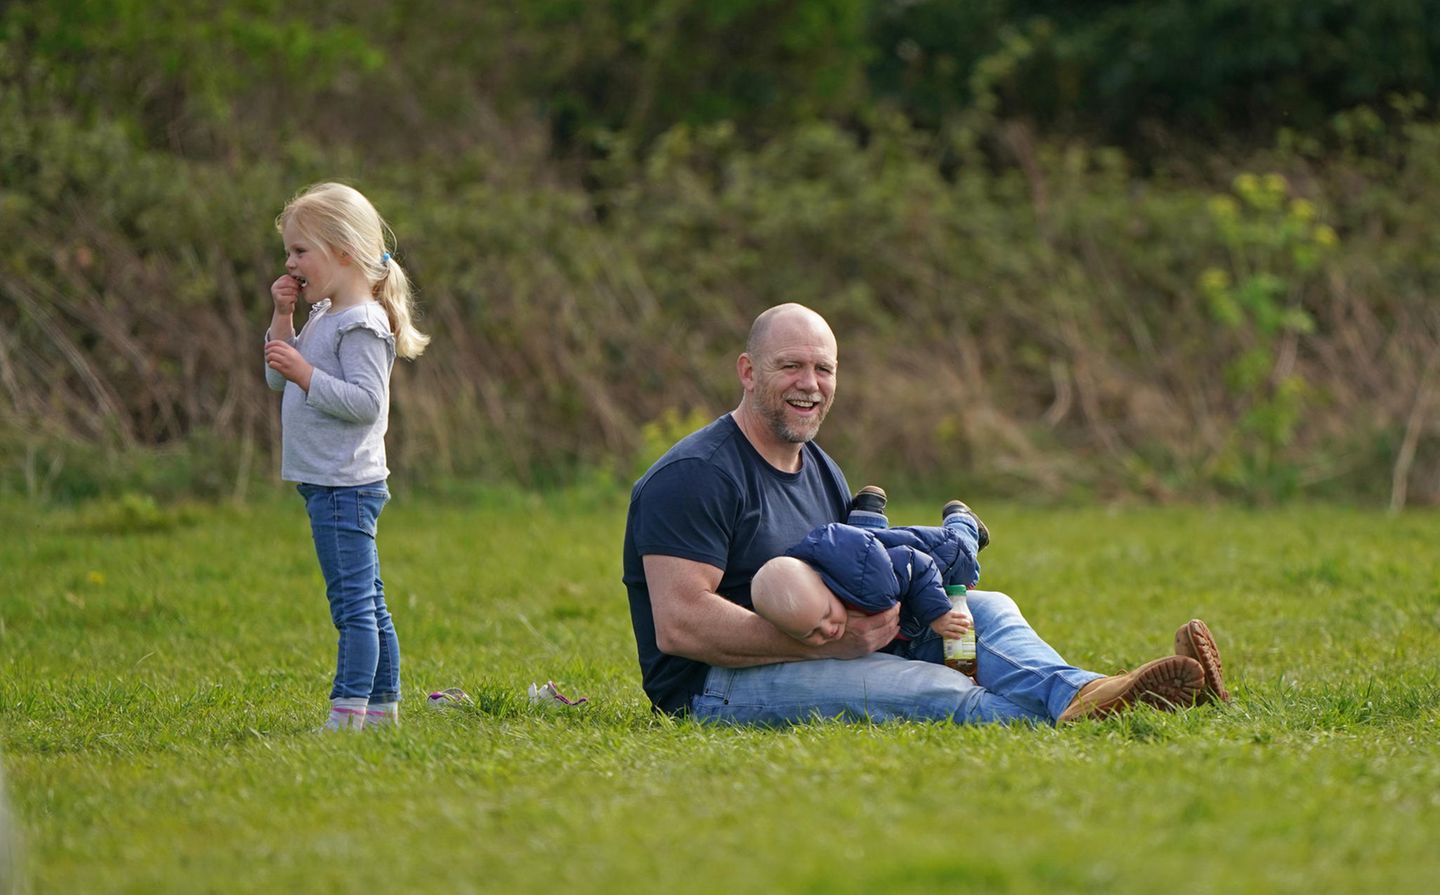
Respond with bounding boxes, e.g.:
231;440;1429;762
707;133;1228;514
276;182;430;359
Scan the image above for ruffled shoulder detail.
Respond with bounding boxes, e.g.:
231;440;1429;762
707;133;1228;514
333;302;396;349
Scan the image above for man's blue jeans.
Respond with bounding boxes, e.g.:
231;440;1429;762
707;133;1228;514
690;590;1102;726
298;481;400;703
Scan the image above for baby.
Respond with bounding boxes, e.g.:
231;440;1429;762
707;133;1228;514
750;520;974;653
752;555;974;648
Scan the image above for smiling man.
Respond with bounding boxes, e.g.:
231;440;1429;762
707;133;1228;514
622;304;892;717
737;303;836;455
621;303;1222;725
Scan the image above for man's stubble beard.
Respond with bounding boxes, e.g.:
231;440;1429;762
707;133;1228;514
758;386;830;445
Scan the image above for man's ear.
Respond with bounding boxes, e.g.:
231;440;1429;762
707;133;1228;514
737;352;755;391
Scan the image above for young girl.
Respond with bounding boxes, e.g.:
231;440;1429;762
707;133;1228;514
263;182;429;732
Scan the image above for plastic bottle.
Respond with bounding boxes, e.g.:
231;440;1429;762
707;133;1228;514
943;584;977;677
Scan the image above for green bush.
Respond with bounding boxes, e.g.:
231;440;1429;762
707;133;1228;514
3;1;1438;505
867;0;1440;147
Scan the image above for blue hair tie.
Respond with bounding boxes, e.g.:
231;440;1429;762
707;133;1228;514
380;251;391;266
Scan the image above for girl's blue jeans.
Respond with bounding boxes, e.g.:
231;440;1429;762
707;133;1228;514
690;590;1102;726
298;481;400;703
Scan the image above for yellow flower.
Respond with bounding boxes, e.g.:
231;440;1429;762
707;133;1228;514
86;570;106;586
1200;267;1231;295
1208;196;1239;221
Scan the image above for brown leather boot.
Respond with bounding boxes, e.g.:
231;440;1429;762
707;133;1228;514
1174;619;1230;704
1057;655;1204;723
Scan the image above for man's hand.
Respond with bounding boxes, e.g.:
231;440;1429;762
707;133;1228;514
815;603;899;659
264;340;314;390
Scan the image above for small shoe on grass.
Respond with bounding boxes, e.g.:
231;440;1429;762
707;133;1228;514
426;688;473;710
1174;619;1230;704
320;702;367;733
1057;655;1204;723
365;702;400;730
528;681;588;707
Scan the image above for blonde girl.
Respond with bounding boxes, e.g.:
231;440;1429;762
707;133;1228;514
263;182;428;731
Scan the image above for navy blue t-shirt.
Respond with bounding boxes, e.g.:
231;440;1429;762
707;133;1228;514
622;414;852;714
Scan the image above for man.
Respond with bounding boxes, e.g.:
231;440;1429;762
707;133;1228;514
621;303;1226;725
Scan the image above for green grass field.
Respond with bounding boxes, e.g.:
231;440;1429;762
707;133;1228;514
2;493;1438;894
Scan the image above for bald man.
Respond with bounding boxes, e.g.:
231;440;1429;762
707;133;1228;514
621;303;1224;725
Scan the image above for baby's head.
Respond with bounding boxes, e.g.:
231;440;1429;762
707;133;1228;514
751;556;848;645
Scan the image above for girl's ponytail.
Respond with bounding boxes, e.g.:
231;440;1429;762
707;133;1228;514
374;256;429;360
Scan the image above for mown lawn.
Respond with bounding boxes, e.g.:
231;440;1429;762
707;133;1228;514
2;493;1437;894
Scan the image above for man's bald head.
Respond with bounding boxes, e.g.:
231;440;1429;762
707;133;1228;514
745;303;835;361
734;303;839;463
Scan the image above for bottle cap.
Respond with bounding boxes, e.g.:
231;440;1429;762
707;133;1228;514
944;584;967;596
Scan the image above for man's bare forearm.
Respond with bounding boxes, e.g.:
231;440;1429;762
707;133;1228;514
657;592;816;667
645;553;897;668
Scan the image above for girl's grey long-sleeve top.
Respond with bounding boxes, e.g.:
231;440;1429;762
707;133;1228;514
265;299;396;486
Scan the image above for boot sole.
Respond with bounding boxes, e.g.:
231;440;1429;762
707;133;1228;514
1059;655;1204;722
1175;619;1230;704
1133;656;1205;710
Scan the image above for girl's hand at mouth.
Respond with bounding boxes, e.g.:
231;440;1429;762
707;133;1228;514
271;273;301;314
